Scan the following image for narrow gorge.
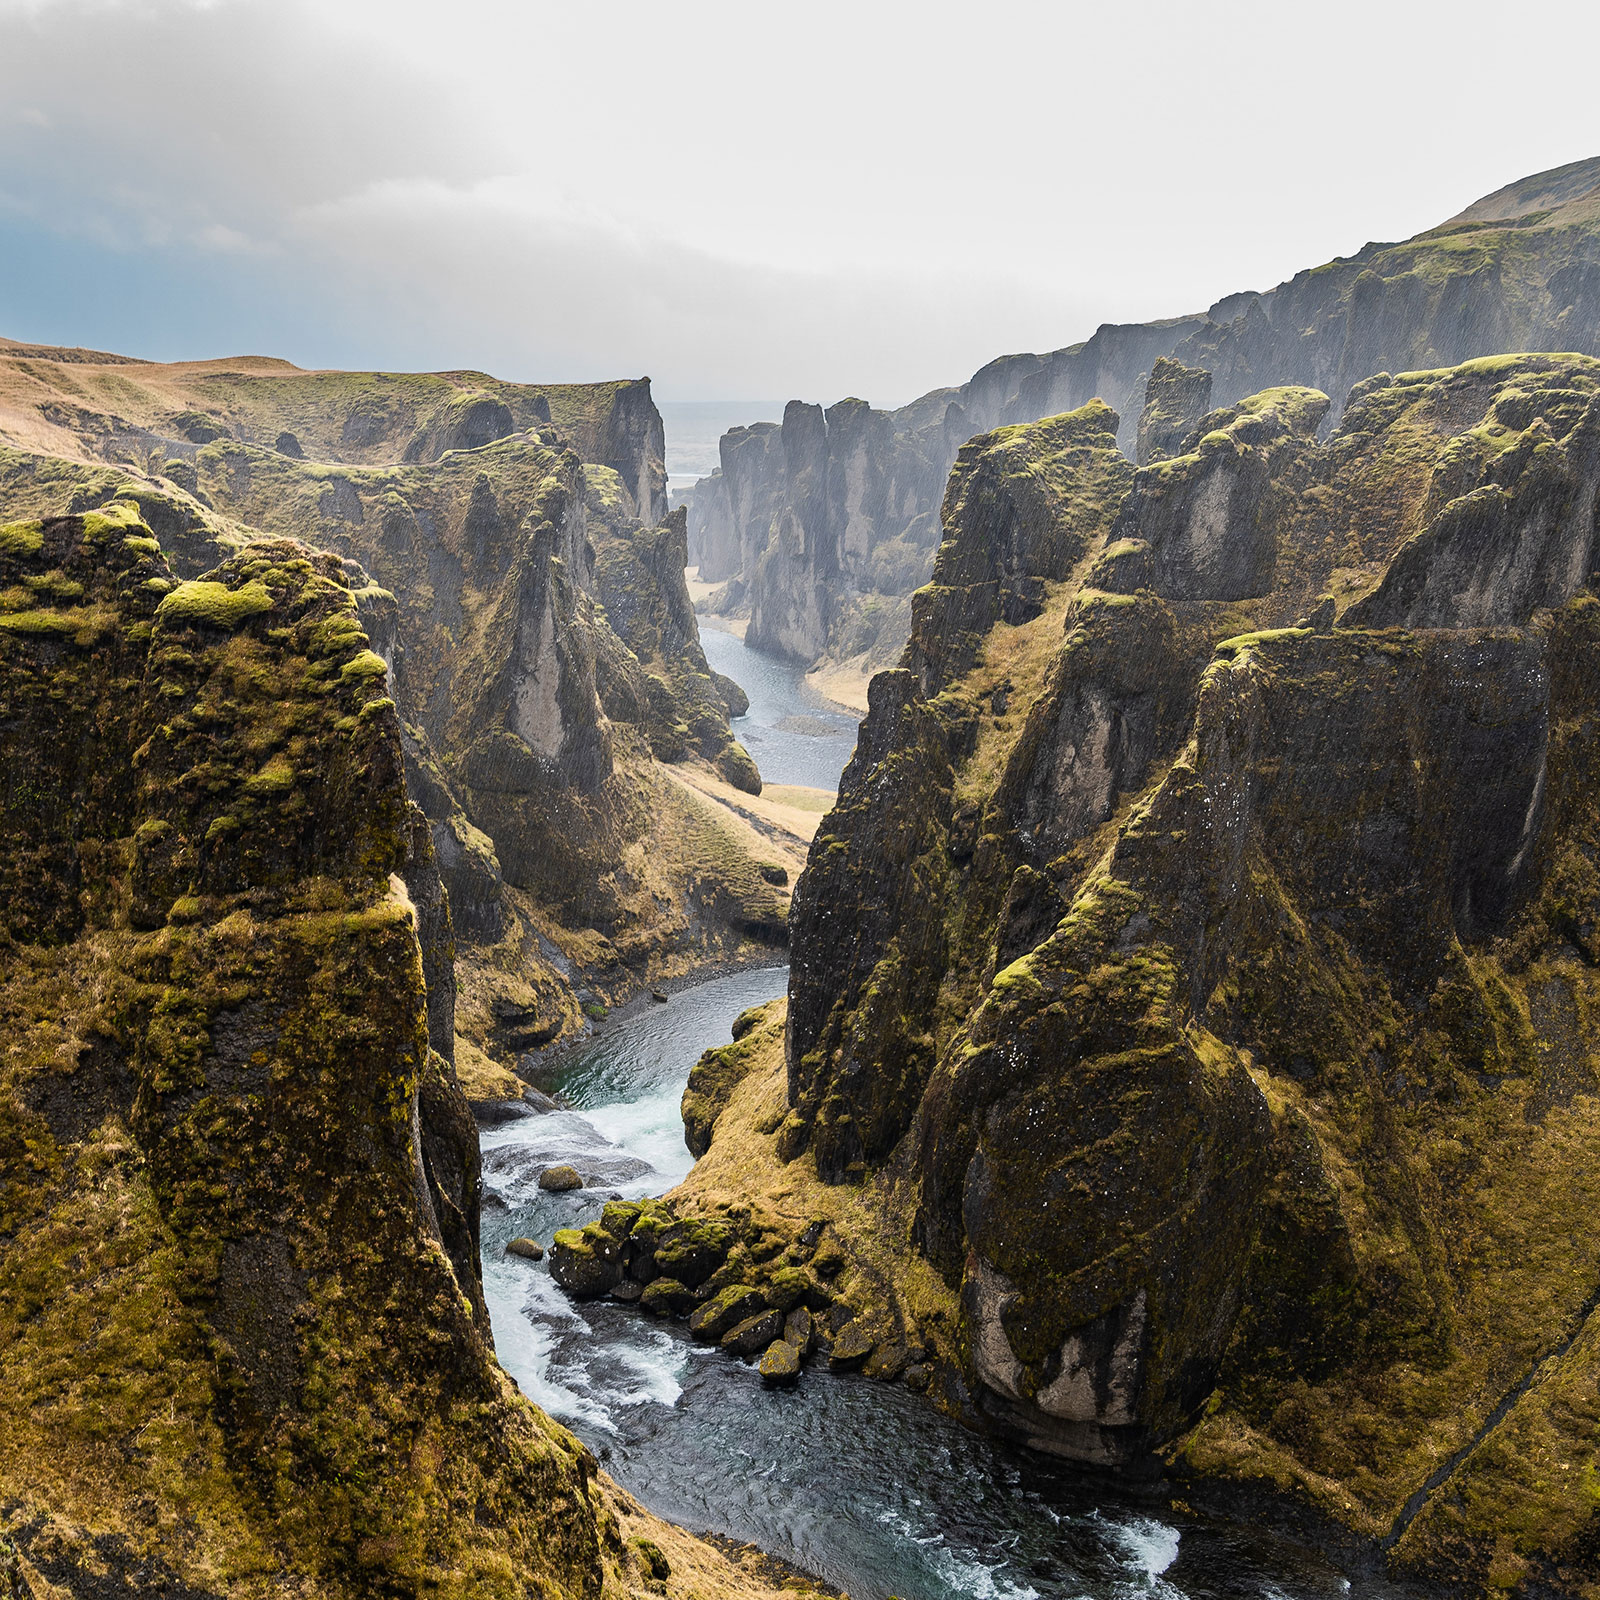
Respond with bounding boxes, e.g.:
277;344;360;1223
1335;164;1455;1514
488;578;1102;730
4;142;1600;1600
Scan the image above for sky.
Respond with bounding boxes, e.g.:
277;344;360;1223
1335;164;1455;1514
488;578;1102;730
1;0;1598;407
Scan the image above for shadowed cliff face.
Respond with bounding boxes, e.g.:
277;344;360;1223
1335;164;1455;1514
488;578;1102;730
0;351;785;1067
0;512;620;1594
780;353;1600;1590
686;156;1600;680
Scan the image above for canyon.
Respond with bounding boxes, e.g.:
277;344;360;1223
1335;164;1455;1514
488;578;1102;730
682;154;1600;696
665;349;1600;1597
6;151;1600;1600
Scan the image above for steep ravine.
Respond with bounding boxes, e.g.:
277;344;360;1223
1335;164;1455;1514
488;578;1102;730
682;154;1600;684
484;973;1413;1600
0;343;796;1095
637;354;1600;1596
0;502;834;1598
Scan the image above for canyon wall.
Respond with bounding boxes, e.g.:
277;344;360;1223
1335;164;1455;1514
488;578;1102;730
0;510;618;1592
687;155;1600;680
0;348;788;1080
0;503;836;1599
751;353;1600;1590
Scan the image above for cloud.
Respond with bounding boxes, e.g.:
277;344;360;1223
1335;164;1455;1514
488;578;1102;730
2;0;1599;403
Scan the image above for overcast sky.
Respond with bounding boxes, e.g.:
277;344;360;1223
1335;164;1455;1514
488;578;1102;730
1;0;1597;406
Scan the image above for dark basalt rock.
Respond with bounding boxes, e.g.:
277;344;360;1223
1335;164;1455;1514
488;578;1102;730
640;1276;697;1316
0;506;621;1592
688;1285;768;1342
1136;357;1213;465
783;1306;815;1358
775;353;1600;1587
759;1339;801;1385
549;1221;624;1296
721;1309;784;1357
826;1323;873;1371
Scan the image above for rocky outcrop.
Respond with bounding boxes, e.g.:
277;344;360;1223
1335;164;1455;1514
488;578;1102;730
0;350;790;1072
769;352;1600;1590
1095;386;1327;601
0;509;625;1594
686;156;1600;677
592;503;760;791
1135;357;1213;465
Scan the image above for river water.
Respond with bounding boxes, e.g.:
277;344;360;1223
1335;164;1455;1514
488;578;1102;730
698;623;860;790
477;629;1404;1600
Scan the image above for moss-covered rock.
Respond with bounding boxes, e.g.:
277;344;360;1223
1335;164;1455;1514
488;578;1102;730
648;1214;734;1287
758;1339;801;1385
0;506;627;1596
639;1277;696;1317
687;1285;768;1342
550;1222;625;1298
1136;356;1213;466
682;1007;783;1159
777;352;1600;1588
721;1309;785;1358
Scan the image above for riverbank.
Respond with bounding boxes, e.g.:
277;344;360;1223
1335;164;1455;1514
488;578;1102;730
474;967;1398;1600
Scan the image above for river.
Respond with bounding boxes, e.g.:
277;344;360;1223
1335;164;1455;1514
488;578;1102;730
697;622;860;791
477;629;1404;1600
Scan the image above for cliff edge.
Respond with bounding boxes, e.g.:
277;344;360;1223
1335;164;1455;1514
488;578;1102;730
693;354;1600;1595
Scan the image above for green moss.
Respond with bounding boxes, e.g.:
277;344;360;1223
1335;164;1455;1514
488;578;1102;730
243;755;296;795
0;608;81;636
630;1536;671;1580
155;579;274;630
1212;626;1311;660
0;521;44;556
338;648;387;682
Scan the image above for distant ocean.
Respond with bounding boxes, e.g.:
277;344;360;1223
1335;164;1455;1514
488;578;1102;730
658;401;785;492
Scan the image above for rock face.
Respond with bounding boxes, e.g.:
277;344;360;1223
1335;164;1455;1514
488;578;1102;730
686;156;1600;677
0;346;792;1072
0;509;622;1594
1135;357;1213;466
780;353;1600;1590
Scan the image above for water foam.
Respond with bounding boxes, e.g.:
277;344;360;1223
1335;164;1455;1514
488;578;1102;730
1105;1514;1184;1598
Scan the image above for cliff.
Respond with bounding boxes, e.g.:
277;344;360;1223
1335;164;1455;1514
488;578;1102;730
0;346;790;1080
0;348;666;523
686;155;1600;683
0;502;837;1599
692;353;1600;1594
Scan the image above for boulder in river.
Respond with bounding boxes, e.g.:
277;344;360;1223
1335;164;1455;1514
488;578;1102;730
864;1340;911;1380
721;1309;784;1358
505;1237;544;1261
611;1278;644;1304
828;1322;874;1371
783;1305;814;1358
648;1214;734;1286
759;1339;801;1386
639;1277;696;1316
765;1264;827;1312
538;1164;583;1192
549;1222;624;1296
687;1285;768;1342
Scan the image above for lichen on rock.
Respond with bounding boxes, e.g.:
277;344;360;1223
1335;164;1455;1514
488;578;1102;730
0;506;625;1594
